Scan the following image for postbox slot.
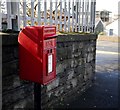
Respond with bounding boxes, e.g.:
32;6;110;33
44;26;56;39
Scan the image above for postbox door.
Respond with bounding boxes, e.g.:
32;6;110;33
42;39;56;84
47;51;53;74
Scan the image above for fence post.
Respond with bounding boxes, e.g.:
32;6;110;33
31;0;34;26
72;0;74;32
86;0;89;32
38;0;41;25
78;0;81;32
60;0;62;31
11;1;19;31
75;0;78;32
68;0;70;32
81;0;85;32
55;1;58;31
90;0;94;32
17;0;20;31
6;0;19;31
0;1;2;31
93;0;96;32
84;0;87;32
23;0;27;27
7;0;12;30
50;0;53;25
44;0;47;25
118;2;120;37
64;0;67;32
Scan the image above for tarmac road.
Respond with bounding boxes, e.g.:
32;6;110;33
65;40;119;109
96;41;119;73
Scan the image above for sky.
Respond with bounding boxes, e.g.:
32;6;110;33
96;0;120;15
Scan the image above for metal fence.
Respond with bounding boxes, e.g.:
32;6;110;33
1;0;96;32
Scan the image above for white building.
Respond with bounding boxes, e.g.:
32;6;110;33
105;19;119;37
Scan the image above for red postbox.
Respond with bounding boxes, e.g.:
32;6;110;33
18;26;57;85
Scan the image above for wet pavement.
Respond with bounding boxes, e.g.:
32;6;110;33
66;41;119;109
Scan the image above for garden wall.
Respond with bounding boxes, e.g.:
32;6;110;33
2;33;97;109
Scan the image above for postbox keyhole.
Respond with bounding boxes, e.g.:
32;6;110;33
50;49;52;53
48;49;52;53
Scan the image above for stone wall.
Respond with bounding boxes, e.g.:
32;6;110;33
2;33;34;109
2;33;97;109
39;34;97;109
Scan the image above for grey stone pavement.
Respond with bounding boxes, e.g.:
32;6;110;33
66;41;119;109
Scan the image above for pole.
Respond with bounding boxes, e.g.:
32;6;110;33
34;83;41;110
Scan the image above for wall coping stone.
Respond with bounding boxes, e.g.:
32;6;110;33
1;32;19;46
57;34;98;42
1;32;98;46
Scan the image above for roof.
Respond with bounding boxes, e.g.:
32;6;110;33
95;18;105;27
96;10;112;13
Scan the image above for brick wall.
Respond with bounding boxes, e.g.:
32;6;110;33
2;33;97;109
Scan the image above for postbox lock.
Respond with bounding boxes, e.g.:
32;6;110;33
48;49;52;53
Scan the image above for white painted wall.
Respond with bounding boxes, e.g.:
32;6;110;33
105;19;118;36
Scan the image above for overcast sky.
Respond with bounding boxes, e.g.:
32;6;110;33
96;0;120;14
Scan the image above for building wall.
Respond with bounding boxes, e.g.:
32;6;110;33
2;33;97;109
105;19;118;36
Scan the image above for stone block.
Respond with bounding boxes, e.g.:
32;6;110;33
87;53;94;63
2;74;32;92
2;60;18;77
2;84;34;108
56;59;73;75
2;33;18;46
46;77;60;92
2;46;15;62
2;46;18;63
8;95;34;109
74;66;85;76
15;96;34;109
